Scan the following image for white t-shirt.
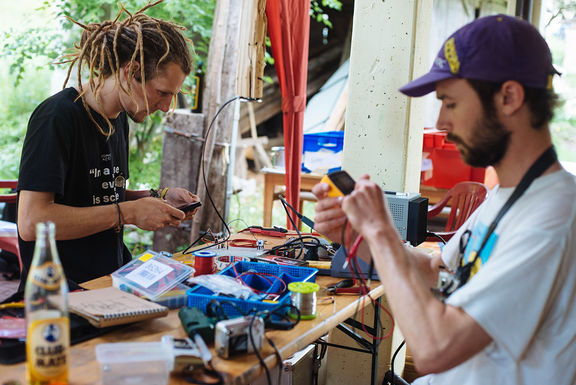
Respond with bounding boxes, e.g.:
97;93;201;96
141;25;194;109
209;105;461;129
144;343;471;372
414;169;576;385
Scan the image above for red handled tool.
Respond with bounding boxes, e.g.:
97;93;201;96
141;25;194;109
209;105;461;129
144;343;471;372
324;279;361;295
240;226;288;238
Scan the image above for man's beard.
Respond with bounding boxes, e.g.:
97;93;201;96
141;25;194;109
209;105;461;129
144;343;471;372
447;112;510;168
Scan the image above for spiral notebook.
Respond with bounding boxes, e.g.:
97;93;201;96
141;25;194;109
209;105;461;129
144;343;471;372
68;287;169;328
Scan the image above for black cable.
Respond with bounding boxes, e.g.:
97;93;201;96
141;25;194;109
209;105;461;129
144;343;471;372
312;341;328;385
367;260;385;338
183;95;252;255
263;304;300;330
278;194;315;230
279;196;306;259
206;299;252;321
426;231;447;245
206;299;229;320
270;235;321;250
249;314;272;385
269;236;329;260
390;339;406;385
255;305;299;385
181;232;208;255
338;219;364;337
184;366;224;385
266;336;283;385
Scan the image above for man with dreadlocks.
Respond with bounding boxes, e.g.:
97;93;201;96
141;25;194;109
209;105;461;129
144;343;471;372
16;1;199;286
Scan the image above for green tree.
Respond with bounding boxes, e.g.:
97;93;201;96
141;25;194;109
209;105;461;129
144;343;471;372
0;0;216;185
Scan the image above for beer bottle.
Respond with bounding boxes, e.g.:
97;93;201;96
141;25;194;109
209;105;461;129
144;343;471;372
25;221;69;385
190;60;204;113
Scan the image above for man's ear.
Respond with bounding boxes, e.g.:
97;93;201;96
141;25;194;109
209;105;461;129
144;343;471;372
123;61;141;82
497;80;525;116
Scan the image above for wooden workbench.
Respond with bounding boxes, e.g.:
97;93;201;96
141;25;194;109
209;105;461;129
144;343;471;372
1;267;387;385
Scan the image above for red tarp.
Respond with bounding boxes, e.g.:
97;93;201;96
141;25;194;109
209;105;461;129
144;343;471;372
265;0;311;229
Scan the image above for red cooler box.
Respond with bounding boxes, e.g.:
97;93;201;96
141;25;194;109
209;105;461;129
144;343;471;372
421;129;485;189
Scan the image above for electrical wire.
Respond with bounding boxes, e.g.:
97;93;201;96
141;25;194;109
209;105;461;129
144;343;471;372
340;220;395;341
426;231;447;244
227;218;257;240
390;339;406;385
278;194;315;230
182;95;255;255
229;260;288;297
279;196;305;259
249;314;272;385
268;235;330;260
247;305;300;385
184;366;224;385
266;336;283;385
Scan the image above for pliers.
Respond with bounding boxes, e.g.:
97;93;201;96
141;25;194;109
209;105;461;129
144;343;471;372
240;226;288;238
325;279;364;295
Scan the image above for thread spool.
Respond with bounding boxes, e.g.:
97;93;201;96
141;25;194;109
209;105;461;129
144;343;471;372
288;282;320;320
193;251;216;276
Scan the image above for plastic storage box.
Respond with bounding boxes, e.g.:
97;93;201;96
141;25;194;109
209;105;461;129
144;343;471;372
302;131;344;173
96;341;173;385
421;129;486;189
153;282;190;309
112;250;194;302
186;261;318;317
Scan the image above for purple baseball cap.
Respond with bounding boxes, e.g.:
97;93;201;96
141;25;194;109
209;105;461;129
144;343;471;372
399;14;559;97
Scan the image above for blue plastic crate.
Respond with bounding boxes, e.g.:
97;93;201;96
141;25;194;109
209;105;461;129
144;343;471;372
186;261;318;317
302;131;344;173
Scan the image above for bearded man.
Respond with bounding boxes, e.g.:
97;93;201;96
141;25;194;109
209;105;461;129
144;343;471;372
313;15;576;384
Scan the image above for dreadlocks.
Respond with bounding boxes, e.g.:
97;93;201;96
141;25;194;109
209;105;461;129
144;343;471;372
61;0;193;137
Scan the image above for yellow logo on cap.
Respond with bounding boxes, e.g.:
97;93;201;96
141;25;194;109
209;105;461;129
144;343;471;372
547;74;554;90
444;37;460;74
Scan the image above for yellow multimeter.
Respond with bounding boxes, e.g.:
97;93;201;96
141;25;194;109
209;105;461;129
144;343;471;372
320;170;356;197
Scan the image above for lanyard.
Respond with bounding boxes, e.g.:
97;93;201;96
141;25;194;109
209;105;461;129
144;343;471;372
452;146;558;292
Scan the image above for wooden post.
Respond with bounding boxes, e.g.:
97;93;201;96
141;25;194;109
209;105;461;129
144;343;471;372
155;0;244;250
236;0;267;99
154;111;205;252
190;0;243;239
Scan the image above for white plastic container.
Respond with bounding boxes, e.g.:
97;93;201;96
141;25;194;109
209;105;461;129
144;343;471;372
95;341;173;385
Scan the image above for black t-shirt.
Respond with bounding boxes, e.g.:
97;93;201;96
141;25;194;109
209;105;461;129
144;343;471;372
18;87;132;285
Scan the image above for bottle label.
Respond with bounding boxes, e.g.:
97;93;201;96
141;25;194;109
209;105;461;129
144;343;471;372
26;317;70;382
29;262;63;290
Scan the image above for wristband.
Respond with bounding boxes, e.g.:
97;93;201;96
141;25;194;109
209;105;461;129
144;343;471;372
150;188;160;198
114;202;123;233
160;188;169;200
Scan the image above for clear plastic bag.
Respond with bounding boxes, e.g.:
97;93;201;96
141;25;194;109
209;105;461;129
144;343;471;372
186;274;258;300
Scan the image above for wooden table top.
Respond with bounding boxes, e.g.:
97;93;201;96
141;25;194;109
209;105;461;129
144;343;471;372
1;273;386;385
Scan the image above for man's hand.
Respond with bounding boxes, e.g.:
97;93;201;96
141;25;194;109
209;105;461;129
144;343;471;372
163;187;201;220
341;176;396;239
121;197;185;231
312;182;348;243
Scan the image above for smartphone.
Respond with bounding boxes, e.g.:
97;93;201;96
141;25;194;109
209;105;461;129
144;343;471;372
178;201;202;213
320;170;356;197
